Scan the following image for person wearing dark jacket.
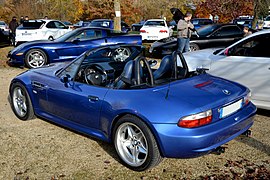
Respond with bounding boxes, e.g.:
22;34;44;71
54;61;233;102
9;16;19;46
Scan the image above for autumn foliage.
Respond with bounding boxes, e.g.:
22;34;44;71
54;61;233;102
0;0;261;25
195;0;254;23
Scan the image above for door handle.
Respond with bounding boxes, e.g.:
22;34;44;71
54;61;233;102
88;95;99;102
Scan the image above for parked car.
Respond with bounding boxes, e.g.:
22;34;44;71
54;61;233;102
9;44;256;171
15;19;71;46
140;19;172;41
149;24;247;57
73;21;91;29
233;18;256;29
8;27;142;68
169;18;213;31
0;29;11;47
183;29;270;110
0;21;10;36
263;15;270;29
89;19;131;33
191;18;213;29
131;20;145;31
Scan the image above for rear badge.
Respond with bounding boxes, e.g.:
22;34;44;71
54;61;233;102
222;89;231;95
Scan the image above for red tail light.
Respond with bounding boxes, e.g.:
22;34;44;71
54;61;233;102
243;92;251;105
159;30;168;33
178;110;212;128
140;29;146;33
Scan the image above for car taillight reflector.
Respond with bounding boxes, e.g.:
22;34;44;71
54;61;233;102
140;29;146;33
159;30;167;33
178;110;212;128
243;92;251;105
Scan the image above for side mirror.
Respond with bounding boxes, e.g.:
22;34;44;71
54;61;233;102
60;74;72;87
72;38;80;44
148;59;158;67
224;48;233;56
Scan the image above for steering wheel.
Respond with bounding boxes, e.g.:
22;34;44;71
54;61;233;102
84;64;107;86
112;47;131;62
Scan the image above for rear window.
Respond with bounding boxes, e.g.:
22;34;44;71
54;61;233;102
89;21;111;28
17;21;45;30
144;21;165;26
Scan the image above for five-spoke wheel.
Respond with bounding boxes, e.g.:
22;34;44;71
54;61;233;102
25;49;47;68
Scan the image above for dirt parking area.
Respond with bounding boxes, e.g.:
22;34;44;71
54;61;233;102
0;47;269;179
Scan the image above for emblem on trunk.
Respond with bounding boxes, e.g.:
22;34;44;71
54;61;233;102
222;89;231;95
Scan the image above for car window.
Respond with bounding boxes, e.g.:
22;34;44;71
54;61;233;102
231;34;270;57
58;54;84;78
144;21;165;26
89;20;111;28
69;29;102;41
46;21;57;28
197;24;219;36
54;21;66;29
214;26;242;36
265;16;270;21
17;21;45;29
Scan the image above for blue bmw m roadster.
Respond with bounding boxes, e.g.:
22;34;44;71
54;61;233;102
9;44;256;171
8;27;141;68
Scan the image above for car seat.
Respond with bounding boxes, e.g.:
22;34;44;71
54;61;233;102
153;55;174;80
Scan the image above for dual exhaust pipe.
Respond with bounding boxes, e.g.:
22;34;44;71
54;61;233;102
212;129;251;155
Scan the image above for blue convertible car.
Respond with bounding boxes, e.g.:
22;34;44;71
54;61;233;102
9;44;256;171
7;27;141;68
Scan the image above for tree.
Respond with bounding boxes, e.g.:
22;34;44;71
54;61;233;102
252;0;270;29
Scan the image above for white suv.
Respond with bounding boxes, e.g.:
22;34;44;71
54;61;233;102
15;19;71;45
140;19;172;41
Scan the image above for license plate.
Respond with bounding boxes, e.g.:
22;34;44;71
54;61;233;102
219;99;243;118
148;36;158;39
22;33;32;36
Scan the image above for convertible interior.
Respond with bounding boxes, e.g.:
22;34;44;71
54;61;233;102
73;46;199;89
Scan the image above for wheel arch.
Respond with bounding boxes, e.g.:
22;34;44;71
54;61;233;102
109;112;166;157
9;79;37;117
23;47;50;65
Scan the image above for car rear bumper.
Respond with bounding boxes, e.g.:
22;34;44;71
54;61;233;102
152;102;256;158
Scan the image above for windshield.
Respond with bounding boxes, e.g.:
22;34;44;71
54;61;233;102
266;16;270;21
0;21;5;26
144;20;165;26
197;24;219;36
89;20;111;28
54;29;79;42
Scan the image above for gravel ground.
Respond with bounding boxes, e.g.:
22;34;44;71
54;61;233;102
0;47;269;179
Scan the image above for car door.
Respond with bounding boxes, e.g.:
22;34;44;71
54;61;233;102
207;25;243;48
54;29;107;61
43;57;109;129
209;33;270;104
45;21;68;39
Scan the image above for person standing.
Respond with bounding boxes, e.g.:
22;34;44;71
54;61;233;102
177;12;194;53
9;16;19;46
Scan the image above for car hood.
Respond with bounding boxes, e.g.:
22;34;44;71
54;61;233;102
10;40;55;54
153;74;248;112
183;48;220;71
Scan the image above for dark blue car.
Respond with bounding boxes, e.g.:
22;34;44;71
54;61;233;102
9;44;256;171
89;19;131;33
8;27;141;68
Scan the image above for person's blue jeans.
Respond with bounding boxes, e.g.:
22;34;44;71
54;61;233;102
177;37;190;53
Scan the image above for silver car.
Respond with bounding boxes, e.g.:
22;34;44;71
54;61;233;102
183;30;270;110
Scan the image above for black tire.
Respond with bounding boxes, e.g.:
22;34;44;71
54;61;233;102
10;82;35;120
189;43;200;51
113;115;162;171
25;49;47;68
